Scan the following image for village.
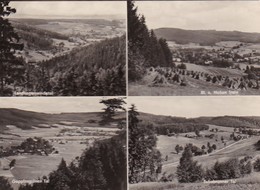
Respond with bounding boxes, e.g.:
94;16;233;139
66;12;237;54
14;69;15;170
0;137;56;158
171;41;260;71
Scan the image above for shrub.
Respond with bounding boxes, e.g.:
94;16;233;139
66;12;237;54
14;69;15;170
254;158;260;172
177;63;187;70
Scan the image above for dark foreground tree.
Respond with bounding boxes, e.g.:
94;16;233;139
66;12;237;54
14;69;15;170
128;0;174;81
0;176;13;190
254;158;260;172
19;133;126;190
0;1;25;96
9;159;16;168
128;104;162;183
176;145;204;183
99;97;126;124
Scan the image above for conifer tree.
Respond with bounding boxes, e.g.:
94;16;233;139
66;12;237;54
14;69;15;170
0;1;24;95
128;104;162;183
177;145;204;183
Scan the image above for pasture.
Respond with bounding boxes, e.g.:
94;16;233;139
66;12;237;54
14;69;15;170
0;122;119;181
129;64;260;96
156;124;259;174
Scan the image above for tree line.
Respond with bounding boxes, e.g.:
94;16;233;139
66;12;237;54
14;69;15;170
128;0;174;82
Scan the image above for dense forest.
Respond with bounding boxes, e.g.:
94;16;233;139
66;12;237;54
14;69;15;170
6;36;126;96
26;36;126;96
128;0;174;82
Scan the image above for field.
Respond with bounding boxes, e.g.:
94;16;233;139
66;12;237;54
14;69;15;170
130;181;260;190
156;124;259;174
129;40;260;96
131;120;260;190
0;109;123;189
129;64;260;96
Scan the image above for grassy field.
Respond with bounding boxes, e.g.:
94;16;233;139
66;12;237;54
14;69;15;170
0;109;122;183
155;124;260;175
129;63;260;96
130;181;260;190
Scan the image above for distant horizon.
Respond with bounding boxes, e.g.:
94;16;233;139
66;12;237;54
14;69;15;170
154;27;260;34
129;97;260;118
138;111;259;120
0;107;103;114
136;1;260;34
0;97;108;114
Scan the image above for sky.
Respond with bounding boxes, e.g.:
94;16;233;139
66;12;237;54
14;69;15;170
0;97;112;113
128;96;260;118
136;1;260;33
9;1;126;19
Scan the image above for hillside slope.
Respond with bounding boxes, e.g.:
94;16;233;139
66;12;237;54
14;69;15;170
0;108;125;130
139;112;260;129
154;28;260;45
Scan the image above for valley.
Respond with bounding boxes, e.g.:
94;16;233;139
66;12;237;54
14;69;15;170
0;108;124;188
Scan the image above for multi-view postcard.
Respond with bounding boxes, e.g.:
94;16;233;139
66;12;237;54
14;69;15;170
0;97;126;189
129;96;260;190
128;1;260;96
1;1;126;96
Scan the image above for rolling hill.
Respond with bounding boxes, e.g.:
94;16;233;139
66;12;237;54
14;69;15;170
0;108;125;130
154;28;260;45
139;112;260;130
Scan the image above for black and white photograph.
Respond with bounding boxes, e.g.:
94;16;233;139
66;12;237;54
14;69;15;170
129;96;260;190
128;1;260;96
0;1;126;96
0;97;127;190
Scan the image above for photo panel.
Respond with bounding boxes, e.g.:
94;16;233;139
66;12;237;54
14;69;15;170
0;97;127;189
1;1;126;96
128;0;260;96
128;96;260;189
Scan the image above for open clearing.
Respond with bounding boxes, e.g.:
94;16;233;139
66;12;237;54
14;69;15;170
0;123;118;180
129;64;260;96
155;124;260;174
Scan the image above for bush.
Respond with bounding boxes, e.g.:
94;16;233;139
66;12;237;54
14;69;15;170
213;158;241;180
177;63;187;70
254;158;260;172
160;172;174;182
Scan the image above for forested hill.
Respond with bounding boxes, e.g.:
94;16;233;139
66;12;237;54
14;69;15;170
42;35;125;73
139;112;260;130
11;21;68;50
25;36;126;96
154;28;260;45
